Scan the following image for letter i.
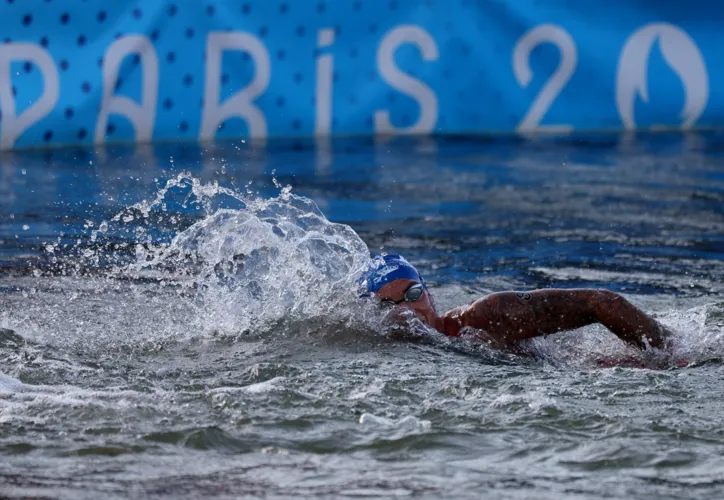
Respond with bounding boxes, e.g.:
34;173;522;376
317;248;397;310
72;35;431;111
315;28;335;137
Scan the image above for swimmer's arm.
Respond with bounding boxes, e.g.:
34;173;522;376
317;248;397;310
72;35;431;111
442;289;672;350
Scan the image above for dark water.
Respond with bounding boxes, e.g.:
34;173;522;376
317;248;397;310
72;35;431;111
2;133;724;499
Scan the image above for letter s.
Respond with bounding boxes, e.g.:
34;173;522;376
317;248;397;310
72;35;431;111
374;25;438;135
616;23;708;130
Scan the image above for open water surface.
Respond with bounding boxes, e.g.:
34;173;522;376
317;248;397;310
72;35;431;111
1;133;724;499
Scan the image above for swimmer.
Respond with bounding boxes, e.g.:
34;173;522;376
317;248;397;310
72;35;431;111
358;254;673;351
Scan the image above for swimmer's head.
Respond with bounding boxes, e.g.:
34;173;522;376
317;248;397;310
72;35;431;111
357;254;441;329
357;254;426;297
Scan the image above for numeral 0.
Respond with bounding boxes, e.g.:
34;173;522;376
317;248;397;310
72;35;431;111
513;24;577;134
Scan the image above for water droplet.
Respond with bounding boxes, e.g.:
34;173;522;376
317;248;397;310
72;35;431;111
22;224;29;230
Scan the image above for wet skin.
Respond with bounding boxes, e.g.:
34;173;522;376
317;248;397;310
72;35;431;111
377;279;672;350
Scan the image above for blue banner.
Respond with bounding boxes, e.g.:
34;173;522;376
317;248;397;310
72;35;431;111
0;0;722;150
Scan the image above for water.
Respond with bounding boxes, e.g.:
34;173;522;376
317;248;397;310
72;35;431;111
2;133;724;499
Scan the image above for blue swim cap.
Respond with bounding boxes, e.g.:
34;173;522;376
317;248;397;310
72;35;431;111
357;254;425;297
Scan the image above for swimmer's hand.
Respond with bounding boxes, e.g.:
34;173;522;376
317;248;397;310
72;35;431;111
382;306;435;341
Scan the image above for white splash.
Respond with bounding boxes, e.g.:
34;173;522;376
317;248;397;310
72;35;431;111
77;173;380;341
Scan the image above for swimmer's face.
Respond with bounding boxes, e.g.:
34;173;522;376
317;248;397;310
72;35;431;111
376;278;438;327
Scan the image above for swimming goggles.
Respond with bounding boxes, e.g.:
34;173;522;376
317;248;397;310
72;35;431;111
382;283;425;306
